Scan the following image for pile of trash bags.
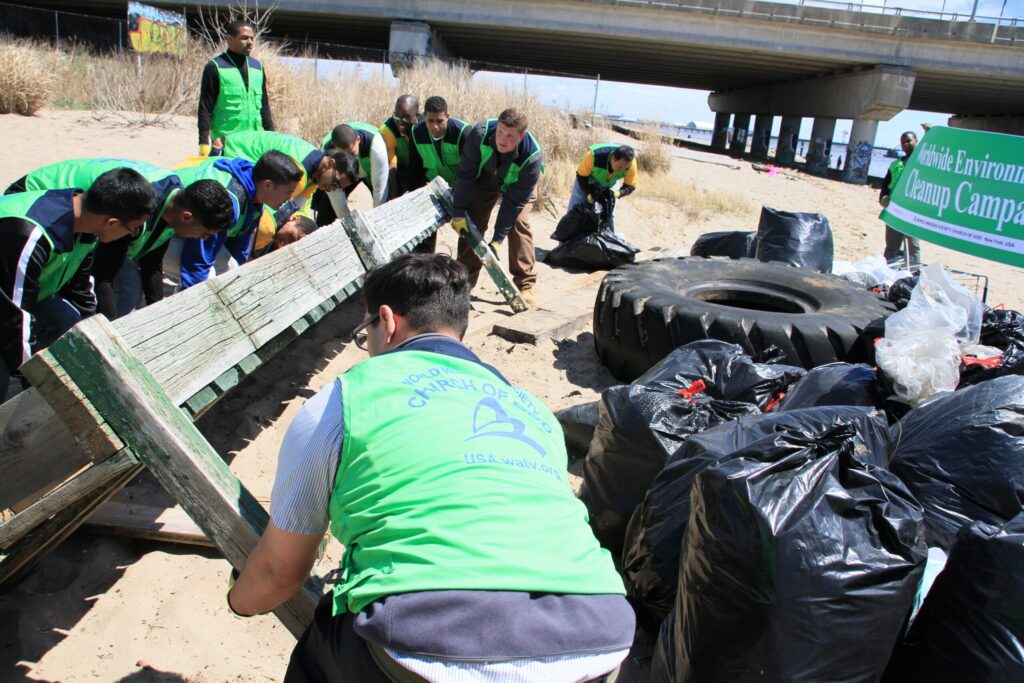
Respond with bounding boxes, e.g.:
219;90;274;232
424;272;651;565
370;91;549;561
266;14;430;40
559;277;1024;678
545;188;639;270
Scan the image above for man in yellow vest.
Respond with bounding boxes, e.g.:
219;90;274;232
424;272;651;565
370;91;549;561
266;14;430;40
570;144;638;231
879;131;921;267
197;21;275;157
228;253;634;682
379;94;421;199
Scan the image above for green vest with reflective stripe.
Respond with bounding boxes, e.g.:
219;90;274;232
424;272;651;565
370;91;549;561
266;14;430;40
330;350;624;615
888;158;905;193
210;53;265;141
477;119;542;193
588;143;629;189
0;191;97;302
412;119;467;186
22;159;179;263
381;117;414;166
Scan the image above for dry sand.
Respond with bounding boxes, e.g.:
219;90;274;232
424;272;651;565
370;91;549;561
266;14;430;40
1;110;1021;682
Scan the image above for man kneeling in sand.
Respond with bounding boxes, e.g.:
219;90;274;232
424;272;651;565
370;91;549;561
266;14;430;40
227;253;635;682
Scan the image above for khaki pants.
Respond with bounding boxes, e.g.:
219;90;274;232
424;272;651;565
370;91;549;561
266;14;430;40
456;185;537;291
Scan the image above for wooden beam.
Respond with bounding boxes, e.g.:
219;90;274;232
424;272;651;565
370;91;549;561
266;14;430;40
27;315;321;636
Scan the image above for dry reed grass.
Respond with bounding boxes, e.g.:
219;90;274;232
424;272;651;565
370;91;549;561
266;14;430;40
0;38;62;115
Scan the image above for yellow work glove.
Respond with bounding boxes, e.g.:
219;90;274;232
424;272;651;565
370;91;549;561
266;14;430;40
198;144;212;157
451;217;469;236
611;188;621;199
586;194;594;204
488;241;500;257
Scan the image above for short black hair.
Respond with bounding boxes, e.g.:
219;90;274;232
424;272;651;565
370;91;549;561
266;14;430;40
901;131;918;140
83;168;157;223
612;145;636;163
178;179;235;232
424;96;448;115
329;124;358;151
362;253;470;337
253;150;303;185
291;215;317;236
328;151;361;186
224;20;251;37
395;94;419;112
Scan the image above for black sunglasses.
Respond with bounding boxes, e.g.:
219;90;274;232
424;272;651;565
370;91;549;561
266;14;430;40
351;312;380;350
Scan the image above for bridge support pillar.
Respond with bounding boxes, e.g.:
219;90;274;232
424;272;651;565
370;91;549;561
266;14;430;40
842;118;879;185
389;21;451;71
948;114;1024;136
775;115;801;165
806;116;836;176
750;113;773;160
729;113;751;157
711;112;731;152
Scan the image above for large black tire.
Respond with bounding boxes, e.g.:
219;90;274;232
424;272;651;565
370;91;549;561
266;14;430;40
594;257;895;381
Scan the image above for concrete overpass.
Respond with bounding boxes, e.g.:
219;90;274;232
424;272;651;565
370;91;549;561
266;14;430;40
31;0;1024;180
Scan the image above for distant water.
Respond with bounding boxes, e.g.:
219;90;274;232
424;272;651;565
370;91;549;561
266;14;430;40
661;127;898;179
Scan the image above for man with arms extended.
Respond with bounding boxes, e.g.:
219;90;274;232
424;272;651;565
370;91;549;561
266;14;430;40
0;169;155;396
451;108;542;307
569;143;638;230
879;131;922;267
198;20;274;157
228;253;634;682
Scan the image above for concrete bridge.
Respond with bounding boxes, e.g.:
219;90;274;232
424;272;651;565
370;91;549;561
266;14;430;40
36;0;1024;181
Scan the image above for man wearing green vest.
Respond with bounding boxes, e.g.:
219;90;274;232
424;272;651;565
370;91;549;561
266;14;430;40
451;108;543;307
197;20;274;157
0;169;155;397
5;158;236;319
879;131;921;267
228;253;634;681
569;144;638;230
315;123;390;224
379;94;422;199
407;95;468;253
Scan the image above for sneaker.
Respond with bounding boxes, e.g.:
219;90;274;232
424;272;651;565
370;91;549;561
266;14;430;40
520;289;537;307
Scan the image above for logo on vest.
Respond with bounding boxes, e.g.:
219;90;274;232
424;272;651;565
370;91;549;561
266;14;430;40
465;397;546;457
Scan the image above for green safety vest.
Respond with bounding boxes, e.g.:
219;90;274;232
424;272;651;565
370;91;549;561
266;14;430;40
477;119;542;193
0;190;97;302
210;52;265;142
888;158;906;193
412;118;467;186
330;350;624;615
587;143;630;189
326;122;380;185
381;116;415;166
22;158;180;262
222;131;315;168
175;160;250;238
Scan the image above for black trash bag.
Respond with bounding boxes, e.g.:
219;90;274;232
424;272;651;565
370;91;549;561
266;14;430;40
890;374;1024;550
689;230;757;259
776;362;879;411
666;424;927;682
553;401;600;460
959;306;1024;387
884;514;1024;682
550;202;600;242
544;230;640;271
887;275;919;310
580;340;803;553
636;340;806;410
623;406;892;621
651;609;678;683
755;206;834;273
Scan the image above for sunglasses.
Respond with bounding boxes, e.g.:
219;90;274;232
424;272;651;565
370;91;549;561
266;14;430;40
350;312;380;350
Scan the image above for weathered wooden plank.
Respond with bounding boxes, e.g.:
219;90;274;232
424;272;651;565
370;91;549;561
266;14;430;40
368;177;449;257
85;499;213;548
491;288;597;343
289;222;366;302
0;450;138;550
39;315;321;636
347;211;389;269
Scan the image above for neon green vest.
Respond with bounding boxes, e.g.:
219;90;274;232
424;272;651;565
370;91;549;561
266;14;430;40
222;131;315;167
588;143;629;189
381;117;413;166
0;191;96;302
350;122;380;182
477;119;542;193
22;158;178;263
888;158;906;192
412;119;466;186
330;350;624;614
210;53;265;141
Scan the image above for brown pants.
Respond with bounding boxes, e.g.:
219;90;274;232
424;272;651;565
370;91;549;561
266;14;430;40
456;186;536;291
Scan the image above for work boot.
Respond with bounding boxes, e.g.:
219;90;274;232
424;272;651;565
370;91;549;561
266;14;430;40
520;288;537;308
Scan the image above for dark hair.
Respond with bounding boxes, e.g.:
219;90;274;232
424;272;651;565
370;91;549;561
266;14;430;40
395;94;419;112
253;150;303;185
329;124;358;151
83;168;157;223
902;131;918;140
611;145;636;163
291;215;318;236
424;96;448;115
498;108;528;133
362;253;470;337
224;20;251;37
328;151;361;185
178;179;235;232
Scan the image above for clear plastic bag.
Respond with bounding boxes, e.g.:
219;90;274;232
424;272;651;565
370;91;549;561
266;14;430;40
885;263;982;344
876;333;961;406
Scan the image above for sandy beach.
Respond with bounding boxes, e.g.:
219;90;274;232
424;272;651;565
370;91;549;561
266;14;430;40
2;109;1020;683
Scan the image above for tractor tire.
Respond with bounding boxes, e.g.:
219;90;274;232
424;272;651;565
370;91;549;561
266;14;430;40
594;257;895;381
